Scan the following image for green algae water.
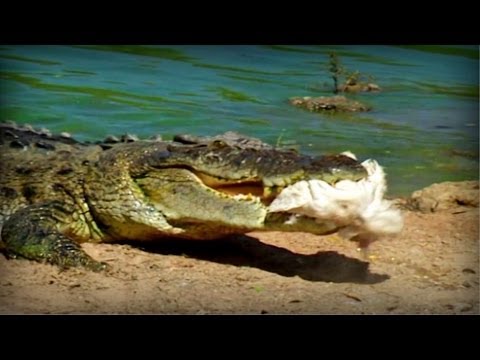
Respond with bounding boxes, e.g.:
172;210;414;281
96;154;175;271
0;45;478;196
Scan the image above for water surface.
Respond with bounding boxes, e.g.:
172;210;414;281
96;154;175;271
1;45;478;195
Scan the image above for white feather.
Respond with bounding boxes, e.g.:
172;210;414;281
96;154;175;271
268;157;403;242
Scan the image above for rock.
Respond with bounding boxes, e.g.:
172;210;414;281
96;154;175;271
408;181;479;212
339;82;381;93
366;83;381;91
289;95;371;112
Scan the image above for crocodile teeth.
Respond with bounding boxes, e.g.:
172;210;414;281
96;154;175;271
232;193;258;201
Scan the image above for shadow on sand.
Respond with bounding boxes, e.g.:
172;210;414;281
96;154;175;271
129;235;389;284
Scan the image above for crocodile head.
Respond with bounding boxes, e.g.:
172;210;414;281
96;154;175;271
86;138;368;240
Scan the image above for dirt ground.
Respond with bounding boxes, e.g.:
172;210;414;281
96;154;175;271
0;207;478;315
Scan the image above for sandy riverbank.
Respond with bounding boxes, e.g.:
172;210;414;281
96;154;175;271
0;183;478;314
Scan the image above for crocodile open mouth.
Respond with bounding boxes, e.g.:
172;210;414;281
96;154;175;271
194;171;281;205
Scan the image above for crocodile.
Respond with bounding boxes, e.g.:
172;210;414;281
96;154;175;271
0;122;368;271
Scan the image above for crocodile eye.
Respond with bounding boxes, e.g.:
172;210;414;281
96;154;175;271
148;149;171;166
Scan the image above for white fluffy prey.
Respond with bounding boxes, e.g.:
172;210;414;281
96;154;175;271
268;154;403;247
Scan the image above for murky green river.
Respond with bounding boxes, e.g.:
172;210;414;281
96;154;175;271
1;45;478;195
